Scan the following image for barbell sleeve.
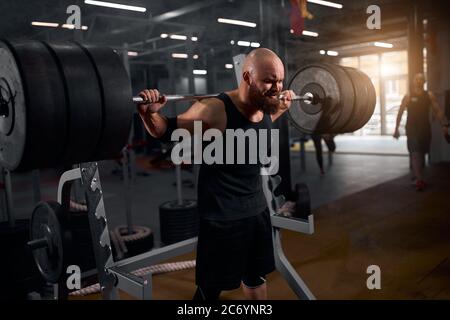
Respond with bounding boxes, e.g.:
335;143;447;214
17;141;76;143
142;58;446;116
132;92;316;104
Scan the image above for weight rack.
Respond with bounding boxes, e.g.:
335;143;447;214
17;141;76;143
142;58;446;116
53;161;315;300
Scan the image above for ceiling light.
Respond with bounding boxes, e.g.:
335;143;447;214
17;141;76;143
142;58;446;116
307;0;343;9
160;33;168;38
191;37;198;41
319;50;326;55
31;21;59;28
250;42;260;48
327;50;339;56
170;34;187;40
193;54;199;59
225;64;233;69
217;18;257;28
302;30;319;37
62;24;89;30
171;53;188;59
374;41;394;48
127;51;138;56
193;69;207;75
237;41;251;47
84;0;147;12
230;40;235;45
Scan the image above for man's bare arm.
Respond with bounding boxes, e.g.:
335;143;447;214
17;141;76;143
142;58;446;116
137;89;226;140
428;91;448;126
271;90;295;122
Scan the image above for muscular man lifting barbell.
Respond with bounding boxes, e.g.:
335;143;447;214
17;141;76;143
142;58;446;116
137;48;294;301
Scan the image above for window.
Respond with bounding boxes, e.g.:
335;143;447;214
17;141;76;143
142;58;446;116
340;50;408;136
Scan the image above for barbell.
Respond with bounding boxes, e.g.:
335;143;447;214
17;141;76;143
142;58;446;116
132;92;317;103
0;40;376;172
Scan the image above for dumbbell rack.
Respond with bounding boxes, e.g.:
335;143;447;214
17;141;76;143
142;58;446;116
53;161;315;300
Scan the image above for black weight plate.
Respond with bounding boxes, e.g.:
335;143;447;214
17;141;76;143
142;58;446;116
321;64;355;133
0;41;26;171
355;68;376;130
340;66;370;132
81;44;133;160
288;63;354;134
0;41;68;171
30;201;65;283
44;42;102;165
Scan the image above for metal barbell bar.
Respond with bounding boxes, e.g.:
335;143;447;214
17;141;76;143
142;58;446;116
132;92;318;104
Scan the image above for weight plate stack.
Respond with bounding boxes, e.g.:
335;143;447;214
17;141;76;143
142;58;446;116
340;66;370;132
0;219;44;300
0;40;67;171
159;199;199;245
321;64;355;133
44;42;103;165
355;68;377;130
0;41;26;171
81;44;133;161
288;63;362;134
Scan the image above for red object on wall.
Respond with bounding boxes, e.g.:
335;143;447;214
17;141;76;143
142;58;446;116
290;0;304;36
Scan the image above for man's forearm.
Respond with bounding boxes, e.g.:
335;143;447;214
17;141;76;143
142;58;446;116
394;112;403;130
139;112;168;138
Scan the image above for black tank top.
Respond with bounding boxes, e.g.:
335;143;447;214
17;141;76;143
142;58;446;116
197;93;273;220
406;90;431;134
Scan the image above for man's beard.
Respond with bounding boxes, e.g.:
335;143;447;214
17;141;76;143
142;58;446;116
248;85;281;115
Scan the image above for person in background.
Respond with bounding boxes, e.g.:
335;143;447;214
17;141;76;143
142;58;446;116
393;73;449;191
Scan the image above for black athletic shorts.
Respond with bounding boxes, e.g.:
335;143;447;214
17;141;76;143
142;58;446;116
195;208;275;290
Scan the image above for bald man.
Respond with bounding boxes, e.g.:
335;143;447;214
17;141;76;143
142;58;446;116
393;73;449;191
137;48;294;300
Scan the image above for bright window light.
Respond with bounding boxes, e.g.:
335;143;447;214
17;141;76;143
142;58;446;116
160;33;168;38
374;41;394;48
302;30;319;37
225;64;233;69
250;42;260;48
31;21;59;28
327;50;339;56
84;0;147;12
237;41;251;47
193;69;207;75
171;53;188;59
319;50;326;55
127;51;138;56
170;34;187;40
217;18;257;28
307;0;343;9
